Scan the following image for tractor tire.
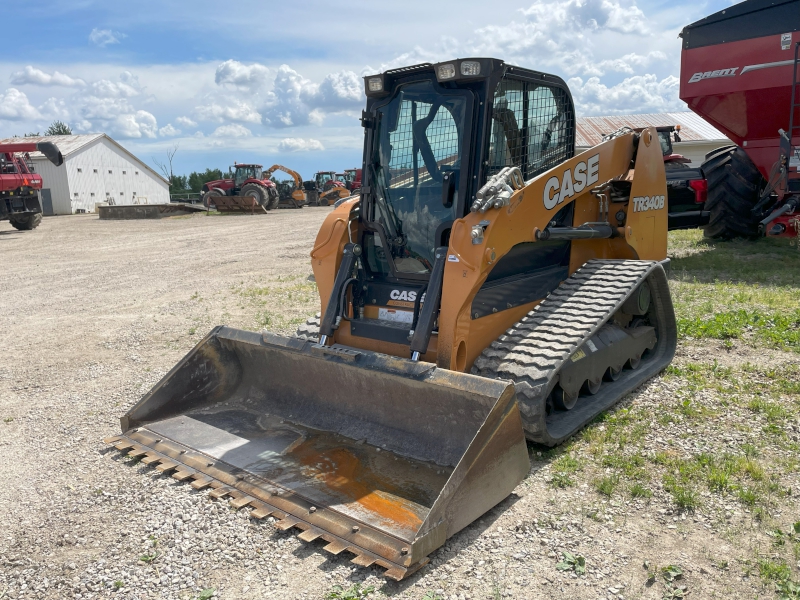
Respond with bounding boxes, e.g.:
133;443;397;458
9;213;42;231
701;145;765;239
240;183;270;208
294;313;320;341
203;188;225;209
266;186;280;210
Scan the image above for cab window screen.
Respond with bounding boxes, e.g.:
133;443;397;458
487;79;574;181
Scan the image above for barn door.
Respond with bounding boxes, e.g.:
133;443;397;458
40;189;54;216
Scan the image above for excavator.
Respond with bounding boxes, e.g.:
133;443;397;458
107;58;677;580
263;164;308;208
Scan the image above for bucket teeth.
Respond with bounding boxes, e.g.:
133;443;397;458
171;468;196;482
323;540;348;555
154;460;178;473
275;516;300;531
104;436;123;445
249;500;277;520
141;453;161;465
209;485;234;499
114;440;134;451
297;528;323;543
351;554;376;568
106;433;431;582
190;475;213;490
229;494;255;509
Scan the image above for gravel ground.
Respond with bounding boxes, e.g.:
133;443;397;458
0;213;798;600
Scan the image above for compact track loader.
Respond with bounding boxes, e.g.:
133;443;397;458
107;58;677;580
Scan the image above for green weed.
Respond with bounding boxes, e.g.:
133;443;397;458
595;475;619;497
325;583;375;599
630;482;652;498
556;551;586;576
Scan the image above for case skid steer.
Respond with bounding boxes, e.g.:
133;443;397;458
107;58;677;580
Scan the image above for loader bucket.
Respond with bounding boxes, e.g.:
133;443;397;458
106;327;530;580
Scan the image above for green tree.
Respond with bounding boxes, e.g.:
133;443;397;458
187;168;224;193
44;120;72;136
169;174;188;191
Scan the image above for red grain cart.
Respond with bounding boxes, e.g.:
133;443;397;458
0;141;63;230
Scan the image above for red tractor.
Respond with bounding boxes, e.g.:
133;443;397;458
201;163;279;210
342;168;362;193
680;0;799;239
1;141;63;231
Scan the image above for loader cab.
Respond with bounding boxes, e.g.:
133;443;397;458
355;59;575;320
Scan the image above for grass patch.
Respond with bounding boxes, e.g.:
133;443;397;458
549;454;583;489
594;474;619;497
629;482;652;499
325;583;375;599
677;309;800;352
234;275;319;333
668;230;800;353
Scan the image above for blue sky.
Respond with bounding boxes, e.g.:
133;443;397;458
1;0;734;178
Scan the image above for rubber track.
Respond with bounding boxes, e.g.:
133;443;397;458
473;259;671;443
295;313;320;340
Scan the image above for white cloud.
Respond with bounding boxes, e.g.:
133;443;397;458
106;110;158;139
89;28;125;47
175;116;197;128
277;138;325;152
159;124;181;137
260;65;362;128
90;71;141;99
195;100;262;124
10;66;86;88
211;124;252;137
594;51;667;75
568;74;682;115
316;71;363;110
215;60;271;90
0;89;42;121
462;0;654;77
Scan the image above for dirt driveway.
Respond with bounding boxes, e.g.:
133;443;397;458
0;213;798;600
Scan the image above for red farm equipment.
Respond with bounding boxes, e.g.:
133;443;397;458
201;163;279;212
1;141;63;231
342;168;362;193
680;0;800;239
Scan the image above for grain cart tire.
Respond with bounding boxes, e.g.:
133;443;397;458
701;146;764;239
203;188;225;209
294;313;321;341
9;213;42;230
241;183;270;208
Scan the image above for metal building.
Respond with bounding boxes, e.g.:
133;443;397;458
576;111;731;166
0;134;169;215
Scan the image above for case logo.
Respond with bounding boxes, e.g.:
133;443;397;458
543;154;600;210
688;67;738;83
390;289;417;302
633;195;665;212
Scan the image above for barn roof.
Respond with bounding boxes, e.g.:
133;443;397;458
576;111;729;147
0;133;168;184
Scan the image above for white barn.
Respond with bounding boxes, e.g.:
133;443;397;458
0;134;169;215
576;112;731;167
